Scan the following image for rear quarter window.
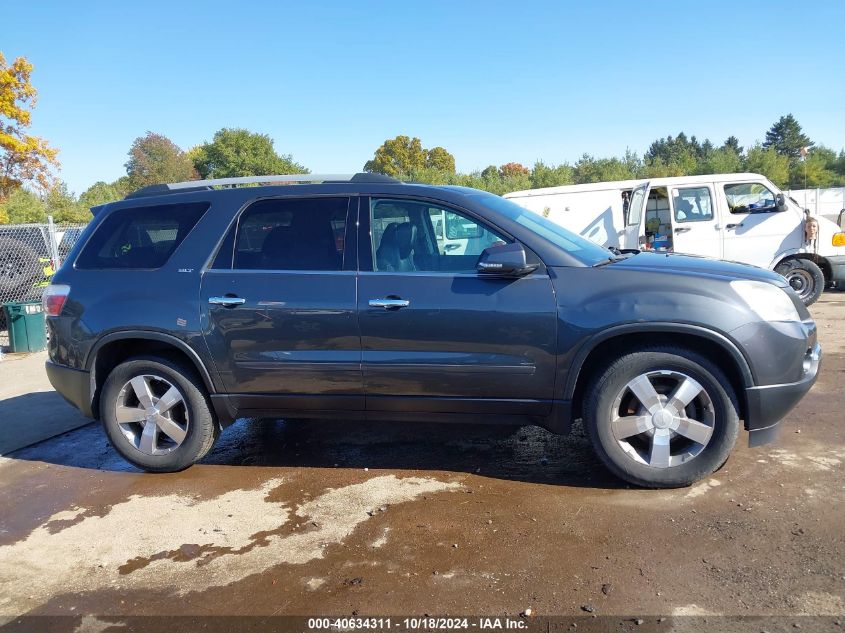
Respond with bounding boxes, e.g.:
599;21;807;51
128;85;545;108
75;202;209;269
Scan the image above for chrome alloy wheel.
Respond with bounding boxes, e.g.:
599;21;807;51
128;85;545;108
115;375;189;456
610;370;715;468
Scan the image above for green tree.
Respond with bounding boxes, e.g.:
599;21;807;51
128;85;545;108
192;128;307;178
79;181;121;208
425;146;456;173
125;132;197;190
644;133;701;175
43;182;89;223
573;154;637;184
700;147;743;174
788;146;839;189
0;187;46;223
721;136;743;155
745;144;790;187
763;114;813;159
364;136;455;178
530;161;573;188
832;150;845;180
110;176;133;198
0;53;59;199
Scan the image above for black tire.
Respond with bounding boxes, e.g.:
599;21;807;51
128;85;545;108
0;237;40;295
583;346;740;488
100;356;218;472
775;258;824;306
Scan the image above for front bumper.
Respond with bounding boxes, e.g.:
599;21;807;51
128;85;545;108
743;342;821;446
828;254;845;285
45;361;93;418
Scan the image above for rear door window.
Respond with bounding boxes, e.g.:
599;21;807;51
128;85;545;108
76;202;209;269
228;197;349;271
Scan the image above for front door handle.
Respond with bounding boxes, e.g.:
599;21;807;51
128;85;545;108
725;223;744;229
209;296;246;307
369;298;410;309
674;227;691;234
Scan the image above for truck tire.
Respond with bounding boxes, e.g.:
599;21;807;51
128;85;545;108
583;346;740;488
0;237;40;295
775;258;824;306
100;356;219;472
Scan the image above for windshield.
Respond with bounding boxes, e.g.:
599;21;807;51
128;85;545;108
463;190;615;264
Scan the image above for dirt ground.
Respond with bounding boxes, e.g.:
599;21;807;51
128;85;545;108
0;293;843;624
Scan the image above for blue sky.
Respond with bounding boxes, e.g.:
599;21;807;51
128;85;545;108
5;0;845;194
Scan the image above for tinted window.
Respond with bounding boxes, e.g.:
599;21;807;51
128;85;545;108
673;187;714;223
233;197;348;271
371;199;507;273
725;182;778;214
76;202;209;269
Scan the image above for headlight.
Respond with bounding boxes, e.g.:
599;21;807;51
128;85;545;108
730;280;800;322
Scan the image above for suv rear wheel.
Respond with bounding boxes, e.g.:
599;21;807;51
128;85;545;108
100;356;218;472
583;347;739;488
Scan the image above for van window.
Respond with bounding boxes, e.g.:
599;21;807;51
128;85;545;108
724;183;778;214
232;197;348;271
76;202;209;269
627;187;646;226
673;187;714;223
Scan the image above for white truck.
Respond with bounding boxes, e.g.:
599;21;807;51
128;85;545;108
505;173;845;305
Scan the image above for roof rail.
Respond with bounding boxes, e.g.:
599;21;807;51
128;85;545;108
125;172;401;199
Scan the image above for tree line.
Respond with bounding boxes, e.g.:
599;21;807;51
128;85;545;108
2;52;845;225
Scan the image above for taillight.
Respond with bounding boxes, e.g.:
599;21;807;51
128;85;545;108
42;284;70;317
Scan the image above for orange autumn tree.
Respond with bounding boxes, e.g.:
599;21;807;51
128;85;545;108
0;52;59;201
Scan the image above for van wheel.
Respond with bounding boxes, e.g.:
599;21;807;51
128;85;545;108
583;347;740;488
775;258;824;306
100;356;218;472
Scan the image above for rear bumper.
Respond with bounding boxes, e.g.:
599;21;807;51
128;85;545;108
45;361;93;418
744;342;821;447
828;254;845;285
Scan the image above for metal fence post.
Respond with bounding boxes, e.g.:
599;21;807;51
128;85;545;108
46;215;61;270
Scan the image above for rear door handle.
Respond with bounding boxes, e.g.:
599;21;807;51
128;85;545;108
208;296;246;307
369;298;410;309
674;227;691;234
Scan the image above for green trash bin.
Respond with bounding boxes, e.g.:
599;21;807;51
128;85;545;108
3;300;47;353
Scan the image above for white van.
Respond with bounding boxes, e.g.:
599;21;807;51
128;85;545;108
505;173;845;305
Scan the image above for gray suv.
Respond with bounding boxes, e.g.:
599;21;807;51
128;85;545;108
42;173;821;487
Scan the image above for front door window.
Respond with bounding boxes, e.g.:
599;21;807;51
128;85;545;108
370;199;507;273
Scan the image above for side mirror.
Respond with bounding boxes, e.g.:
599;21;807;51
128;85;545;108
477;243;538;278
776;193;788;212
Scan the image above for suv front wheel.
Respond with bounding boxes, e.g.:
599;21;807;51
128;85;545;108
583;347;740;488
100;356;218;472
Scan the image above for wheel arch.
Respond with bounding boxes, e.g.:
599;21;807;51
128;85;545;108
566;324;753;426
86;332;217;420
774;253;832;284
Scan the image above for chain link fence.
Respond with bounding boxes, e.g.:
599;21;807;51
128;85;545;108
0;217;87;348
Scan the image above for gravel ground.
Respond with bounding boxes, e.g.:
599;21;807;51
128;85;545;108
0;292;842;624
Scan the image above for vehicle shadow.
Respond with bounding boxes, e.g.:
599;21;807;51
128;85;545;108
4;393;625;489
